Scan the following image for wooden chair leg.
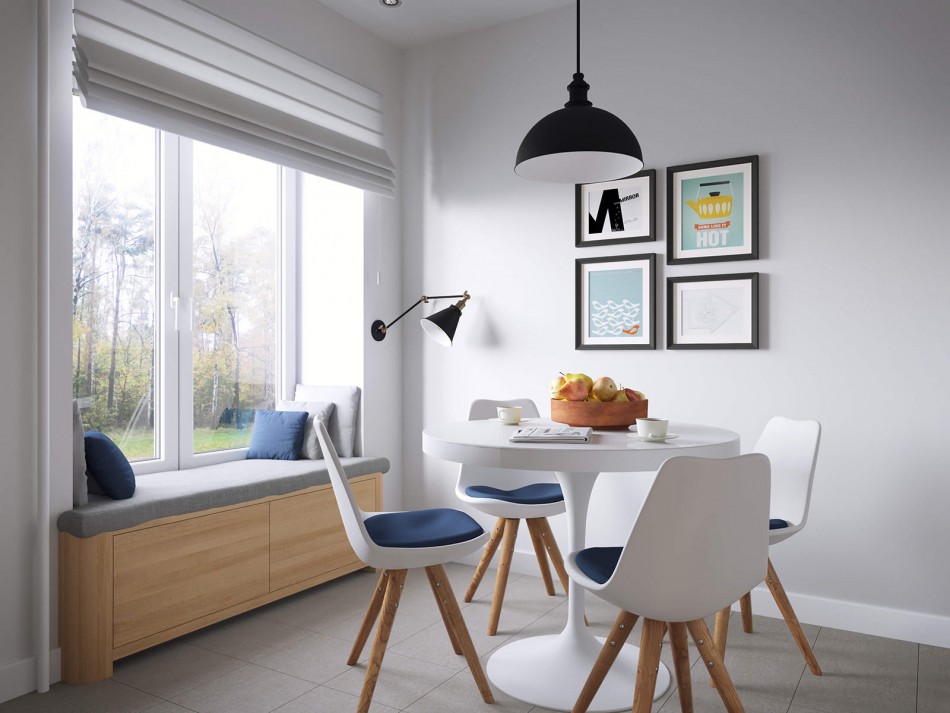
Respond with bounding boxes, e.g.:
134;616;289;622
572;610;639;713
536;517;570;595
739;593;753;633
765;558;822;675
426;565;494;703
525;518;556;596
488;518;519;636
425;567;462;655
631;619;666;713
347;570;388;665
709;606;731;688
686;619;745;713
667;622;693;713
465;517;505;602
358;569;407;713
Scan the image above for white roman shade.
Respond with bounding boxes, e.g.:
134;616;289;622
72;0;395;196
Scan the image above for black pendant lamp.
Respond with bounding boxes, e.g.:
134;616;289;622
515;0;643;184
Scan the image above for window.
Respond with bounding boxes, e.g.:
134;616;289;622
72;98;295;470
72;105;159;462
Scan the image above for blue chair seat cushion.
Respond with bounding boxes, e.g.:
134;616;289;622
575;546;623;585
769;518;790;530
364;508;484;548
464;483;564;505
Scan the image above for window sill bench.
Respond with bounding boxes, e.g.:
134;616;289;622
57;457;388;684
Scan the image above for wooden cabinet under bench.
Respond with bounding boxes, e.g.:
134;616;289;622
59;472;382;684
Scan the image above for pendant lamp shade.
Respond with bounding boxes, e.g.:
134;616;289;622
515;1;643;184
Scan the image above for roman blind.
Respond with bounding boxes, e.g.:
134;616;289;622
73;0;395;196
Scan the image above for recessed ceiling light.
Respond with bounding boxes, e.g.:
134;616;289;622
379;0;402;7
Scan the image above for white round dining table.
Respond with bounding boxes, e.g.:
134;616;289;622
422;418;740;713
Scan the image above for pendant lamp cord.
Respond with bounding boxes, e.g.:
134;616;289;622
576;0;581;74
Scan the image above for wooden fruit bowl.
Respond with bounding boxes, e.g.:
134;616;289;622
550;398;648;430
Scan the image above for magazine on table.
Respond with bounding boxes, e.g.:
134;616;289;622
509;426;592;443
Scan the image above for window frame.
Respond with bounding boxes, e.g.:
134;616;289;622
74;122;298;475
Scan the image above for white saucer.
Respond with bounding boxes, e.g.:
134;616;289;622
628;433;679;442
491;418;527;425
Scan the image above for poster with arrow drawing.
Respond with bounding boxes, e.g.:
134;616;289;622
667;273;759;349
576;170;655;247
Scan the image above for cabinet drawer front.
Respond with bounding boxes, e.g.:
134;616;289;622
113;504;270;648
270;479;377;591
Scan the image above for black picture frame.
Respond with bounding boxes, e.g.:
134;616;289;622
576;169;656;247
666;155;758;265
575;253;656;350
667;272;759;349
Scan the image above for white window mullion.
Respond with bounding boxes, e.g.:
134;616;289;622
280;168;298;401
176;137;199;468
133;131;180;475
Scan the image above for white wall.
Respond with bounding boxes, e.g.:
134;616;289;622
401;0;950;646
0;2;40;700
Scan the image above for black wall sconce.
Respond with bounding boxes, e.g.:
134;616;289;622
371;291;471;347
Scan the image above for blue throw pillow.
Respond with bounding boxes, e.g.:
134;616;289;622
247;410;309;460
84;431;136;500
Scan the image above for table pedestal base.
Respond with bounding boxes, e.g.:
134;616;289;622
486;627;671;712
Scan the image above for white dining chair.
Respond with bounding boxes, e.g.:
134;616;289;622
565;454;771;713
712;417;822;678
457;398;569;635
315;422;494;712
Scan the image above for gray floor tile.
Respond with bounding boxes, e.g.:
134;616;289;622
322;650;458;710
0;680;161;713
186;613;313;662
660;684;793;713
918;643;950;713
404;667;531;712
170;664;314;713
389;614;506;671
308;570;383;603
138;704;197;713
252;630;356;684
255;586;372;633
791;627;918;713
11;563;950;713
270;685;399;713
112;641;246;698
322;607;442;656
689;612;814;706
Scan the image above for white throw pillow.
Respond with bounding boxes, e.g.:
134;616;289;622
294;385;360;457
277;400;335;459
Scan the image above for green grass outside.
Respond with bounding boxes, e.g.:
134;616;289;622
106;428;252;462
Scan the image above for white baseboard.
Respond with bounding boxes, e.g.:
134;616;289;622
0;649;61;705
741;585;950;649
456;548;950;648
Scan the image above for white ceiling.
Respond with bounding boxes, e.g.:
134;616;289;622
316;0;574;49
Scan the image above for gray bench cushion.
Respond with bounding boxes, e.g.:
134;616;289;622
57;456;390;539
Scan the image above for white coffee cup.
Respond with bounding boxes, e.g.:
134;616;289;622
497;406;523;425
636;417;669;440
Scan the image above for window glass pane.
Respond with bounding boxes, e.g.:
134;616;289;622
192;142;280;453
72;97;158;462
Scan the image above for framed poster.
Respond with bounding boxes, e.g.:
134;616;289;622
576;253;656;350
667;156;758;264
576;169;655;247
667;273;759;349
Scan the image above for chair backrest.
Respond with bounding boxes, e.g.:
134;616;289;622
459;399;556;490
315;420;375;564
753;417;821;528
606;454;771;622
